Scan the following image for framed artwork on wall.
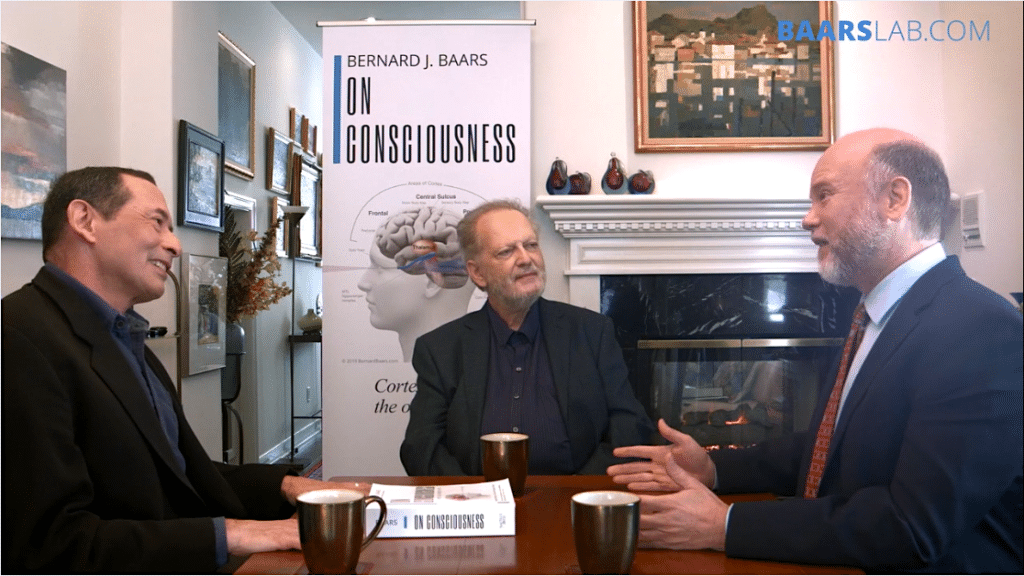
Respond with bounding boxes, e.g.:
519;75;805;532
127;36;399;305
177;120;224;232
218;31;256;179
300;116;310;153
269;196;290;257
266;127;292;194
1;43;67;240
632;1;834;152
224;191;257;252
290;152;321;259
181;254;228;376
289;107;301;142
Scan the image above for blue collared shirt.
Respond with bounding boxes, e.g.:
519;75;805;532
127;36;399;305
835;243;947;424
480;300;575;474
44;264;228;567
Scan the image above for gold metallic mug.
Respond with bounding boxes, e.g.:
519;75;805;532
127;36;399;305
297;489;387;574
571;490;640;574
480;432;529;497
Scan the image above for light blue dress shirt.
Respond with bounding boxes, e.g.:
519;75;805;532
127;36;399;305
834;242;947;425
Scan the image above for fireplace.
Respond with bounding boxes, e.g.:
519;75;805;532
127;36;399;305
602;272;856;446
536;196;858;447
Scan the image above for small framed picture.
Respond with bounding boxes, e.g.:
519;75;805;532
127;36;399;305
177;120;224;232
181;253;228;375
289;107;301;142
300;116;310;153
266;127;292;195
290;151;321;259
218;32;256;179
269;196;290;257
224;191;257;251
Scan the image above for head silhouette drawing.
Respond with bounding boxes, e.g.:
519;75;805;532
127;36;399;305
358;206;475;361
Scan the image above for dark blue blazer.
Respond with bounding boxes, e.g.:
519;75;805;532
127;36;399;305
2;268;296;573
400;297;654;476
711;257;1023;573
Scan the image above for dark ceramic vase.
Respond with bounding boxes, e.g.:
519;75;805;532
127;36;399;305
601;154;627;195
222;323;245;401
569;171;592;195
546;158;571;195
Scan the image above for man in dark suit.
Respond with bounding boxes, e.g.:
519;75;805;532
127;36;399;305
401;200;653;476
2;167;351;573
607;129;1022;573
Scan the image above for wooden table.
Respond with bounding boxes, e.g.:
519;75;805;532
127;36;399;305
236;475;860;574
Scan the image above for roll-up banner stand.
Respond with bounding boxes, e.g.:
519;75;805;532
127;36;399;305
320;20;533;475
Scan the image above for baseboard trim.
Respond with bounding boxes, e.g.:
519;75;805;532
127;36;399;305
259;420;321;464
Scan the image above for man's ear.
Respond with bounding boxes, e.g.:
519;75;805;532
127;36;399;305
66;199;100;245
883;176;912;221
466;259;487;290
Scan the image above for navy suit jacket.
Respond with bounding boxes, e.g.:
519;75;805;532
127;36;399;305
2;268;296;573
711;257;1023;573
400;297;653;476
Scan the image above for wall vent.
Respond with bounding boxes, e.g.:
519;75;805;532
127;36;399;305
961;192;984;249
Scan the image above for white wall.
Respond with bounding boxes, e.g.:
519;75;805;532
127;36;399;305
939;1;1022;300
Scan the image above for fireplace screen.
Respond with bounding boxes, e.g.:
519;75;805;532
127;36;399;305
638;338;841;448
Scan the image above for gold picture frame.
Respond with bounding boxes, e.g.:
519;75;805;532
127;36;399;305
218;32;256;178
632;1;834;152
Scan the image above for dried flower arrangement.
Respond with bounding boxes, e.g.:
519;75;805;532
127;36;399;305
219;208;292;324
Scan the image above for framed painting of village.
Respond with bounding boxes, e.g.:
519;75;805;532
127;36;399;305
633;1;834;152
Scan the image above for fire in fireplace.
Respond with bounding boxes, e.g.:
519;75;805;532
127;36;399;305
602;272;858;448
640;337;842;447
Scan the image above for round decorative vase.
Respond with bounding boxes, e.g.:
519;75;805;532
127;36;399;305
297;309;323;333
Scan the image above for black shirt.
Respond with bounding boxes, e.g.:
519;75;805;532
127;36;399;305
480;300;574;474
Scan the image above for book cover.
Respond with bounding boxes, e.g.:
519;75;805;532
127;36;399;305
366;479;516;538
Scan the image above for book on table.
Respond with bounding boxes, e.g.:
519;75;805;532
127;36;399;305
366;479;516;538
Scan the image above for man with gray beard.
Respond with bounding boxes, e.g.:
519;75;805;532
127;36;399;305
401;199;653;476
607;129;1022;573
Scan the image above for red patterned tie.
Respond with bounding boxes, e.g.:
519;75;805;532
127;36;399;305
804;303;868;498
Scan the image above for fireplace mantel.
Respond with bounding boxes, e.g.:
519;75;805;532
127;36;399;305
535;195;819;309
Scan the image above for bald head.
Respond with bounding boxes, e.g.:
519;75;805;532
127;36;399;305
831;127;924;152
815;128;949;242
804;128;949;293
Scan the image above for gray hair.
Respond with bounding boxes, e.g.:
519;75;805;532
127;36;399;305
867;141;950;241
456;199;536;262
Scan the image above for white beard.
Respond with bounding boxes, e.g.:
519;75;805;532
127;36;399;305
819;209;892;288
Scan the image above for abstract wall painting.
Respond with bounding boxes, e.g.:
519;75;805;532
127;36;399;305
1;43;67;239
